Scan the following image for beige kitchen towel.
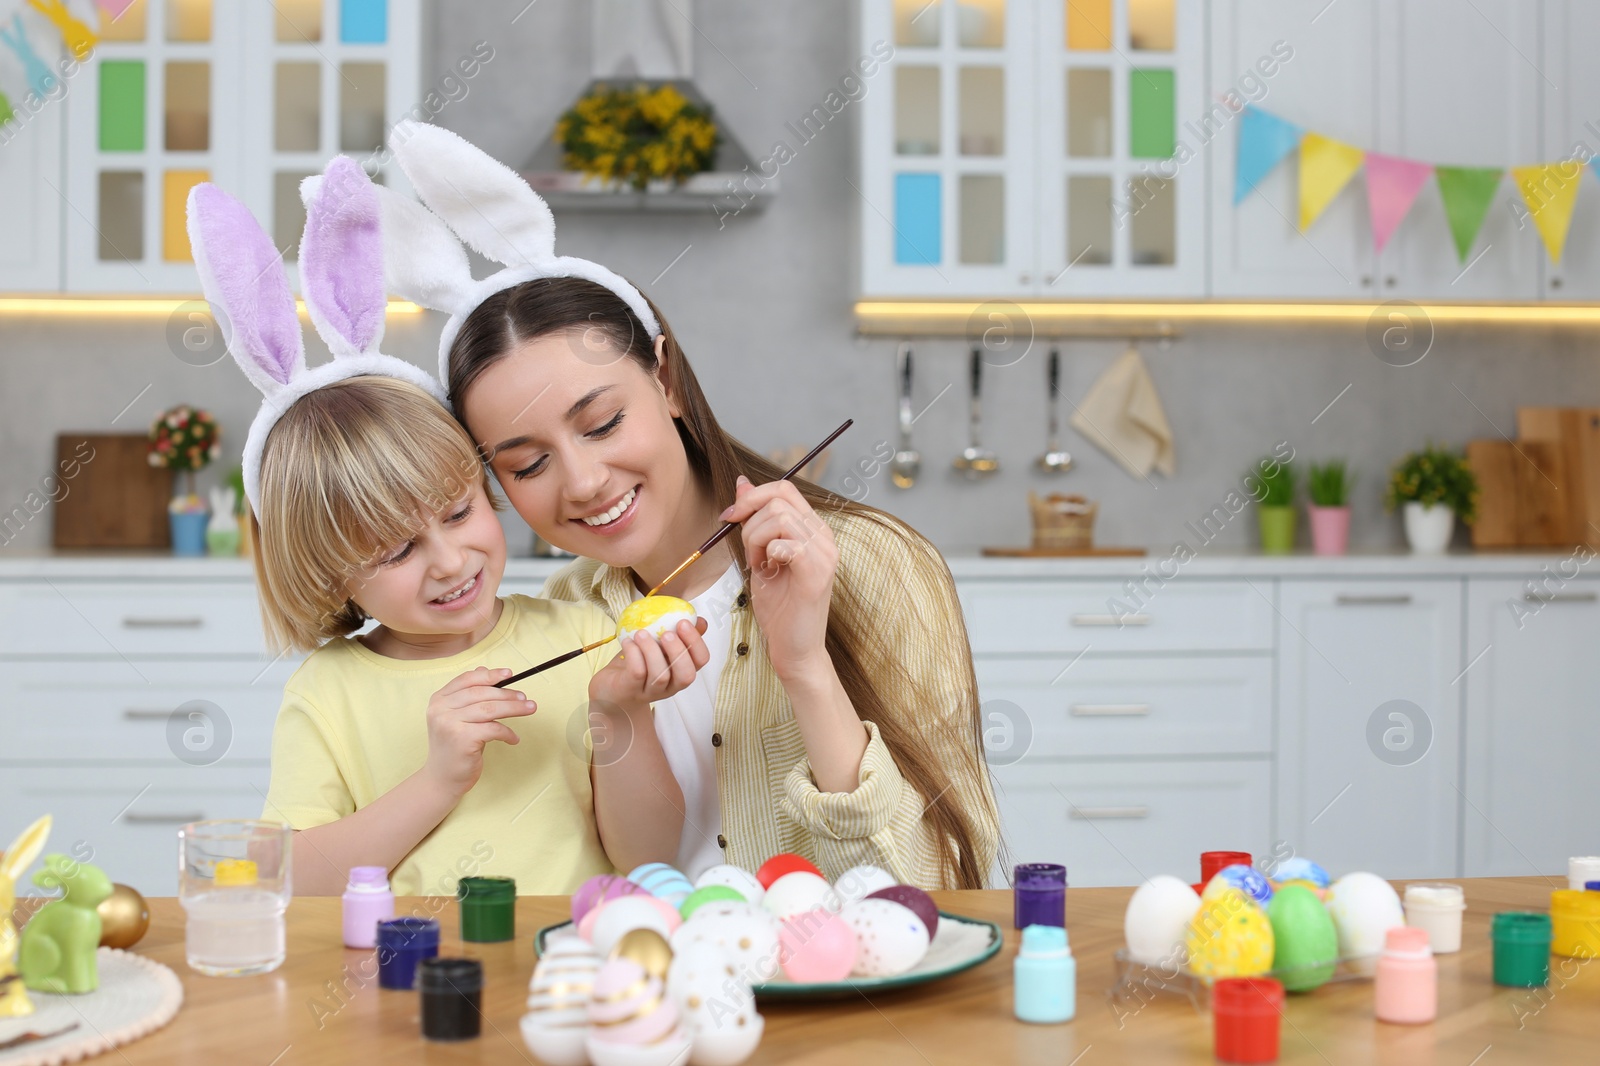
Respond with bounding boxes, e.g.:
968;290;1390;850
1070;345;1176;479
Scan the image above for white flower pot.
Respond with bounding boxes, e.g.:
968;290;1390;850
1403;501;1455;554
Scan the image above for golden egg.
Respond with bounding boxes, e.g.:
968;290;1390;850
610;926;674;979
98;883;151;949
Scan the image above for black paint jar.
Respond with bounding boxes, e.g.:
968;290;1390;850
418;957;483;1041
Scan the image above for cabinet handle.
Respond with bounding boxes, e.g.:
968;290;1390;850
1360;275;1373;288
123;709;173;720
1335;594;1412;606
122;811;205;824
1525;591;1598;603
1069;805;1150;820
121;616;204;629
1384;276;1397;288
1070;703;1151;717
1551;277;1564;290
1070;613;1151;627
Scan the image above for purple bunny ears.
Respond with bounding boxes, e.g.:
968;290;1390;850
186;155;446;515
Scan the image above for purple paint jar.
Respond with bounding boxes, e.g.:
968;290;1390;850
376;917;439;990
1014;863;1067;929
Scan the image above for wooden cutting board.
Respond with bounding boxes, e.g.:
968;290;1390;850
1517;407;1600;546
51;433;173;549
1466;439;1518;548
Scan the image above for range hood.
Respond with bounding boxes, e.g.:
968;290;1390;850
520;0;774;213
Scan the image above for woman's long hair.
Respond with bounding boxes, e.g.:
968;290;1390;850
449;278;999;888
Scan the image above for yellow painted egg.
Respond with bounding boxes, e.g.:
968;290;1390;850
1184;887;1275;981
617;596;697;641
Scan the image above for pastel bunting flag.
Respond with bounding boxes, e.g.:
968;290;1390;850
1513;163;1583;264
27;0;97;62
0;88;13;127
1364;153;1433;253
1234;105;1302;204
1298;132;1365;231
0;14;58;99
94;0;138;18
1435;166;1503;262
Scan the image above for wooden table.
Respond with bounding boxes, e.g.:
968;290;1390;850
34;877;1599;1064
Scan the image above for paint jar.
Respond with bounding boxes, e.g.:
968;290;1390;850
1568;856;1600;891
1375;926;1436;1024
1550;889;1600;959
458;876;516;942
1403;883;1465;954
376;917;440;990
1212;977;1284;1064
1013;924;1075;1023
1013;864;1066;929
1491;912;1551;987
1202;852;1253;886
419;957;483;1041
342;866;395;949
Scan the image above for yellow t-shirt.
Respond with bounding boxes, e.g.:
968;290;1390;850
262;594;618;896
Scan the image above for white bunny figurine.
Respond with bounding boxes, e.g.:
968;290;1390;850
205;485;239;555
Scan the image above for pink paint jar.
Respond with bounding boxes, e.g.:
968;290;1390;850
343;866;395;949
1374;926;1436;1024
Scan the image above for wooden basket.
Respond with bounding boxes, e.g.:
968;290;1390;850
1028;492;1097;550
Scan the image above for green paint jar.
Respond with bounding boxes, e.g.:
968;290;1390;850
1491;911;1551;987
457;876;516;943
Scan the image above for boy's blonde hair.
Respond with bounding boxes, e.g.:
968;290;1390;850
251;376;500;651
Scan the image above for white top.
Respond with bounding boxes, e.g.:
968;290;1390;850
632;563;742;880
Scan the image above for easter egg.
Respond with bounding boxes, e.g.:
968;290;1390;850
591;896;681;955
1268;884;1340;992
777;909;857;983
1184;887;1275;981
671;901;783;983
1202;864;1274;907
1325;872;1404;970
755;853;822;889
865;885;940;940
586;958;691;1066
1272;857;1331;890
840;899;930;977
834;864;898;906
612;927;675;979
681;885;747;920
695;864;765;905
628;862;695;906
573;873;649;925
617;596;697;641
762;871;841;919
668;941;765;1066
522;935;600;1066
1123;875;1202;968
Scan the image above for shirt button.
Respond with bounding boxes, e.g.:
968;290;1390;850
711;732;723;748
717;834;727;849
736;641;749;656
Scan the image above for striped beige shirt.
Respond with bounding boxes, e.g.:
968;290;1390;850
541;507;1001;890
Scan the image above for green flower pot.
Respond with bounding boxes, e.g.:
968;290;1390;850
1258;505;1297;554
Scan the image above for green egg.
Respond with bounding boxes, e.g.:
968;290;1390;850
1268;884;1340;992
679;884;746;919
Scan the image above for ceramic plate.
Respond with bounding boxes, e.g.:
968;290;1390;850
534;911;1003;1000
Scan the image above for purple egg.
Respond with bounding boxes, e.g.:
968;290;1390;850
571;874;647;925
866;885;939;939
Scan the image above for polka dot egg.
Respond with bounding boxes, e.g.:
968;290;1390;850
1185;887;1276;981
840;898;930;977
671;901;783;983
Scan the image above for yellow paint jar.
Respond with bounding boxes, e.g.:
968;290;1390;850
1549;889;1600;959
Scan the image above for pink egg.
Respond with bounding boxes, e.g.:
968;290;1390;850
866;885;939;939
778;909;857;983
588;959;681;1045
572;873;648;925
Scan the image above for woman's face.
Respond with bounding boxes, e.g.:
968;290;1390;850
461;331;699;571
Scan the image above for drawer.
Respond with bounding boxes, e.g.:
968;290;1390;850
0;659;296;762
961;579;1274;654
0;766;273;896
977;657;1273;759
990;759;1270;888
0;581;269;656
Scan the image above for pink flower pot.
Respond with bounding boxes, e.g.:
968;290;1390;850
1308;505;1351;556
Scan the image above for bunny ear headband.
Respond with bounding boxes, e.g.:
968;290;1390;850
375;120;663;390
186;154;447;516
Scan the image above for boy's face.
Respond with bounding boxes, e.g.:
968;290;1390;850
345;479;506;639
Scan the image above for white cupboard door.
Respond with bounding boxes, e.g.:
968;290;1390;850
1374;0;1543;299
1208;0;1380;298
1464;577;1600;877
1276;580;1463;879
1541;0;1600;300
0;93;63;291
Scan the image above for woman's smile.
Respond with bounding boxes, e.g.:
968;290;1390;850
573;483;641;534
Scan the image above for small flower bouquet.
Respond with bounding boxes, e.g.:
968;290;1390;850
148;404;222;509
556;83;720;191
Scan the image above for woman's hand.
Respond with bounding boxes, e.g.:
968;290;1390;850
588;619;711;720
720;474;838;680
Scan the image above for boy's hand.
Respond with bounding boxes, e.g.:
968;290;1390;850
422;667;537;796
589;619;711;719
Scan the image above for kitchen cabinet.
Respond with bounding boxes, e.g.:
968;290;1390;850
0;89;63;291
1540;0;1600;300
1462;576;1600;877
1275;579;1463;880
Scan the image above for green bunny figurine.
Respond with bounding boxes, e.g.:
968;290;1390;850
19;854;114;993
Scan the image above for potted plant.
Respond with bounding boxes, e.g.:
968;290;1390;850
1307;460;1353;556
148;405;221;557
1253;456;1297;554
1385;443;1478;554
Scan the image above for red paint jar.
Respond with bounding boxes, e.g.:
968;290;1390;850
1213;977;1285;1064
1202;851;1254;886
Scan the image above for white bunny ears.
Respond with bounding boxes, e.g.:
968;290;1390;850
377;120;663;388
187;154;447;516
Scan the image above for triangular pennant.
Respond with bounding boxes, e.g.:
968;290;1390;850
0;88;13;127
1435;166;1502;262
94;0;138;18
26;0;98;62
1364;153;1433;253
1298;133;1365;231
1234;106;1302;204
1513;163;1583;264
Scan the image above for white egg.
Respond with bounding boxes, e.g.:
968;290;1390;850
522;936;599;1066
672;902;782;983
761;871;841;919
839;898;930;977
1123;875;1203;968
1326;872;1404;970
585;1031;694;1066
667;943;764;1066
590;896;677;956
694;864;765;906
833;864;898;906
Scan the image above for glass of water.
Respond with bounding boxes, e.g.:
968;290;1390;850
178;819;292;976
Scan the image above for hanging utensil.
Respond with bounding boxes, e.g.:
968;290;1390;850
891;342;920;489
1036;346;1073;474
953;347;1000;479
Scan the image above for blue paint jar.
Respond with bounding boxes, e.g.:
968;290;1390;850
377;917;440;990
1014;924;1076;1024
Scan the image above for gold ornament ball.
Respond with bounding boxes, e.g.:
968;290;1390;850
610;927;673;979
98;884;150;949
